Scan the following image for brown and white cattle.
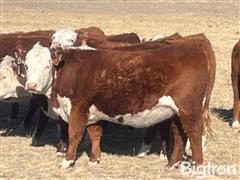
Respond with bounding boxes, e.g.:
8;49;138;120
1;27;142;152
231;40;240;128
24;33;215;169
0;30;55;143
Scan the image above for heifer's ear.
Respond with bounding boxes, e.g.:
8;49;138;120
78;32;88;46
51;48;64;66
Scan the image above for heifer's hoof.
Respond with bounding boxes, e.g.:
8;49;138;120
56;140;67;157
59;159;74;169
31;139;44;147
137;152;147;158
165;161;181;170
88;158;100;166
159;154;167;160
137;143;151;158
232;121;240;129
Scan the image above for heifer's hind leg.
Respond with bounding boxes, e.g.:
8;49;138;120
180;113;203;165
233;100;240;128
60;104;87;169
167;116;187;169
87;121;103;164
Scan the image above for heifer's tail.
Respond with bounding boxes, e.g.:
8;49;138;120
200;35;216;137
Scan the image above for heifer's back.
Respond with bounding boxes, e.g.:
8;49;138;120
57;34;214;118
74;27;141;48
106;33;141;44
0;30;53;58
231;40;240;128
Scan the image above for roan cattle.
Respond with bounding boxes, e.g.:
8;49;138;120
231;40;240;128
24;33;215;169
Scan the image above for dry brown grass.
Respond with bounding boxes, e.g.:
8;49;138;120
0;0;240;179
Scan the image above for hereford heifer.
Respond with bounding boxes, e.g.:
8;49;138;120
35;30;182;158
231;40;240;128
24;33;215;169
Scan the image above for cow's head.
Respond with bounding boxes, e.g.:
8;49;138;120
50;29;78;49
0;56;30;100
25;42;53;94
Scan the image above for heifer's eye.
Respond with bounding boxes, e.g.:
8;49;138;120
25;64;28;71
45;66;50;70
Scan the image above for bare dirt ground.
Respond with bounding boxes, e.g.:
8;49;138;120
0;0;240;179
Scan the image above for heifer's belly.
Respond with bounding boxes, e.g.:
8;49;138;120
88;96;178;128
54;95;178;128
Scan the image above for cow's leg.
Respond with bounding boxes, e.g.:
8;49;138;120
56;118;69;157
87;121;103;164
167;117;187;169
60;105;87;169
231;60;240;128
31;109;48;145
180;112;203;166
137;124;158;157
19;96;39;129
159;119;172;160
233;100;240;128
9;102;19;124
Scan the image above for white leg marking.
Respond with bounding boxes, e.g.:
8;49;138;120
202;135;207;152
59;158;74;169
160;154;167;160
88;158;101;166
232;121;240;129
185;139;190;151
137;143;151;157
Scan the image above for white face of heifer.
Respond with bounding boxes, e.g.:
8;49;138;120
51;29;78;49
0;56;30;100
25;43;53;95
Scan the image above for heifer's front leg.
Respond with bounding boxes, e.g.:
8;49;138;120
87;121;103;164
137;124;158;157
167;116;187;169
60;104;87;169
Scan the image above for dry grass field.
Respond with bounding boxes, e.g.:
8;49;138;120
0;0;240;179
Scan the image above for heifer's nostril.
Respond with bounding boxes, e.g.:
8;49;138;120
26;82;38;90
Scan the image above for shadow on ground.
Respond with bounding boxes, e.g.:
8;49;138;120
211;107;233;126
0;101;165;158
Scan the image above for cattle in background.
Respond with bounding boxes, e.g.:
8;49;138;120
0;30;54;143
0;55;30;100
231;40;240;128
24;33;215;169
0;27;142;154
2;28;140;125
50;27;141;50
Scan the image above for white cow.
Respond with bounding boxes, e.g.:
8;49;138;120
0;55;31;101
